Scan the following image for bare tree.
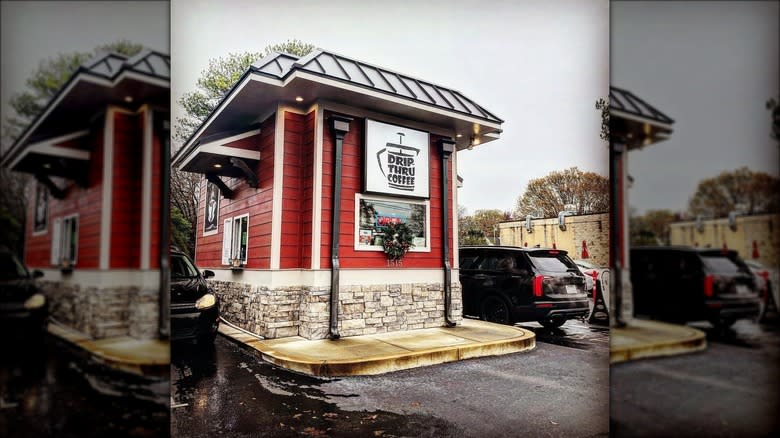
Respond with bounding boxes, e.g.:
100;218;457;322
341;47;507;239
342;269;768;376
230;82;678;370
688;167;779;217
514;167;609;218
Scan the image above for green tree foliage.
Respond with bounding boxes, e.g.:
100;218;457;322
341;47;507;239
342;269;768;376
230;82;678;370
595;97;609;143
1;40;143;256
3;40;144;146
173;39;315;145
688;167;780;218
630;209;680;246
768;97;779;144
171;206;194;257
514;167;609;218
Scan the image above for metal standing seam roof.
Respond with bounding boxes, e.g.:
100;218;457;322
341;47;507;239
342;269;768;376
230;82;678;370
2;50;170;164
250;49;504;124
610;86;674;125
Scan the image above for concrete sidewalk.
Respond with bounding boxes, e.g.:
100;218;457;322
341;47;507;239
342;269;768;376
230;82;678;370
610;318;706;364
219;318;536;376
48;320;169;377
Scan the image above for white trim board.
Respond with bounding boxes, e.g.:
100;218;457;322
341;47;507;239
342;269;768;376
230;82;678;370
140;107;152;270
178;129;262;170
6;130;91;169
270;106;286;270
207;268;458;289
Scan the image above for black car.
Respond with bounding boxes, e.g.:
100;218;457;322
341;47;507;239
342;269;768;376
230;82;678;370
460;246;590;328
171;249;219;343
0;248;48;339
631;246;760;327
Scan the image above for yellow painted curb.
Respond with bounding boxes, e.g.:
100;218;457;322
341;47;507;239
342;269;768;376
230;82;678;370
219;321;536;377
610;320;707;364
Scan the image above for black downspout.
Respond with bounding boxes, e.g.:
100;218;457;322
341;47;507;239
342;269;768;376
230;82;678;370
439;139;457;327
328;116;352;340
610;141;625;327
159;114;171;338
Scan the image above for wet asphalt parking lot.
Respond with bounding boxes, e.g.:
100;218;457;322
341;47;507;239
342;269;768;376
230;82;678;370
171;318;609;437
0;336;168;437
611;317;780;437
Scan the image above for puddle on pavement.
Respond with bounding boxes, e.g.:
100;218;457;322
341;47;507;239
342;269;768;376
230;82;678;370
171;337;461;437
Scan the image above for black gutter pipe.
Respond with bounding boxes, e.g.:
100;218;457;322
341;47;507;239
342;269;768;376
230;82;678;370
328;115;352;340
159;113;171;338
438;139;457;327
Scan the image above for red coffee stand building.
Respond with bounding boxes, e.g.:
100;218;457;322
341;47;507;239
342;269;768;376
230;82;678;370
173;49;503;339
2;50;170;340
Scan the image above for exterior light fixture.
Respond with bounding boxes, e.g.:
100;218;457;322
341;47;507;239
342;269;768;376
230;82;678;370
124;96;133;103
42;163;51;169
295;96;304;102
456;133;462;138
213;164;222;168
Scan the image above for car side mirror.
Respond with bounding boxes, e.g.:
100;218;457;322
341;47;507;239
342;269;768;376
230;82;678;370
202;270;215;279
32;269;44;279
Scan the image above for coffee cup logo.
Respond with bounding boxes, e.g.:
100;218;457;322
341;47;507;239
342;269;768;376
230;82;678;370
376;132;420;192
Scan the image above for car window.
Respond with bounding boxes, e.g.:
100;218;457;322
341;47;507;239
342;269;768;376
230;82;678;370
0;252;28;279
475;254;501;271
700;255;743;274
171;254;200;278
528;251;577;273
460;255;479;269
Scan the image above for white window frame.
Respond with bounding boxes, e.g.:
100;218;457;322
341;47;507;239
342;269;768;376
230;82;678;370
354;193;431;253
51;214;78;267
222;213;249;265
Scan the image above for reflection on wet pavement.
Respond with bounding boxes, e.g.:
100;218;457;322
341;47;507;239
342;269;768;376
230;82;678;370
516;319;610;350
171;337;460;437
0;336;168;437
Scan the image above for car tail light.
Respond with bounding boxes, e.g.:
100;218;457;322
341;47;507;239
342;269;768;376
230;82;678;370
759;271;769;299
704;274;714;297
533;274;544;297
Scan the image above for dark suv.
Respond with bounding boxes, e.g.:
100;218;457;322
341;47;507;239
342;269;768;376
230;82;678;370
0;248;48;340
631;246;760;327
460;246;589;328
171;249;219;343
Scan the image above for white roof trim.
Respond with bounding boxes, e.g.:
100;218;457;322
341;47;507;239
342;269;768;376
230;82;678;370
7;130;91;169
611;109;674;131
179;135;261;170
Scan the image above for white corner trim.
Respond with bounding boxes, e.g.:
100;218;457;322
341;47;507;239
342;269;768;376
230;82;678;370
451;151;459;268
140;107;153;270
99;107;116;269
311;105;324;269
270;106;285;269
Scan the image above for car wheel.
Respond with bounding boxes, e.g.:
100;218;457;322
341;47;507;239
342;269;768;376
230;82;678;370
197;330;218;345
480;295;512;325
538;318;566;328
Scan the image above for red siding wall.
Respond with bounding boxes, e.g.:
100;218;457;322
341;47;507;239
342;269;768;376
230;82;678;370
148;111;164;269
25;126;104;268
194;116;276;269
319;111;455;269
280;111;315;269
110;112;142;268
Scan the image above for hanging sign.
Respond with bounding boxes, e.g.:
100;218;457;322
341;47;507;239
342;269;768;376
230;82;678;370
365;119;429;198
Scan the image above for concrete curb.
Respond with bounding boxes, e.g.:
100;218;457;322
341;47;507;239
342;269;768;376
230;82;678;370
610;319;707;364
47;321;169;377
219;319;536;377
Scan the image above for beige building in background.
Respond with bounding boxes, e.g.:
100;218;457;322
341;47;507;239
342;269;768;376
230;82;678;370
670;213;780;269
498;213;609;267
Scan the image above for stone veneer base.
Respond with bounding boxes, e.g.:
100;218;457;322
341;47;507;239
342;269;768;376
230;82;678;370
210;280;463;340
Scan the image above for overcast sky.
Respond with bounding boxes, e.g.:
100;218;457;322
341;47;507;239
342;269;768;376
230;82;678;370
171;0;609;215
612;1;779;215
0;1;168;153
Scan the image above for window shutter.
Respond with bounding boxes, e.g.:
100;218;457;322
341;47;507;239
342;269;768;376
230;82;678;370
51;217;61;266
222;218;233;265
